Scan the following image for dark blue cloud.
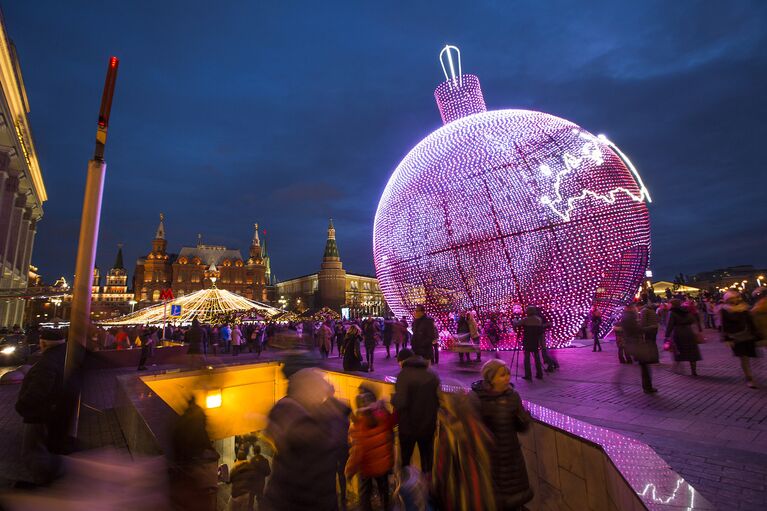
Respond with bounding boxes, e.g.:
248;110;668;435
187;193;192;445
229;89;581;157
4;0;766;283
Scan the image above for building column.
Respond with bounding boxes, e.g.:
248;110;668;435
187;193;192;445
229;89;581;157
0;174;18;261
13;215;36;326
1;193;24;326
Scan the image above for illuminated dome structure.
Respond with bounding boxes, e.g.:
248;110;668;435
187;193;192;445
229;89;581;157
373;46;652;347
100;286;283;326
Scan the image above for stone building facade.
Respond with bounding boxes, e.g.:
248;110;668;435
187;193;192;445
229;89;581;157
0;18;46;327
133;215;272;305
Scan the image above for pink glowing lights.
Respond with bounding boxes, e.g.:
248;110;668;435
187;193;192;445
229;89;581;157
373;47;651;347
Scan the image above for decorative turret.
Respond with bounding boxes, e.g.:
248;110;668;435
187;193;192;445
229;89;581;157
249;222;263;261
318;218;346;312
152;213;167;254
113;243;124;270
323;218;340;260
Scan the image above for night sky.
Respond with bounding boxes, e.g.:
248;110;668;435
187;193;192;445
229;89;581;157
4;1;766;284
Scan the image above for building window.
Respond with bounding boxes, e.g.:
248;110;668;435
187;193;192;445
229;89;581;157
351;281;358;290
152;290;160;301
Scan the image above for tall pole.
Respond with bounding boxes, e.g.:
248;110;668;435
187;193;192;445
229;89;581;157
64;56;119;436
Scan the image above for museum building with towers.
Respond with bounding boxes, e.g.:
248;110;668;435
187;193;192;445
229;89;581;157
133;215;273;305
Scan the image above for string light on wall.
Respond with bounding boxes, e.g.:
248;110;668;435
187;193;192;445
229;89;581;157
373;45;652;347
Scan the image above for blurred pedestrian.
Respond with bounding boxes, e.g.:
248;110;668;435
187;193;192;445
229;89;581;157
228;450;256;511
665;299;702;376
383;318;394;359
325;389;352;510
484;316;501;359
263;369;337;511
231;324;244;356
471;360;534;510
220;323;232;354
392;349;440;474
591;307;602;352
362;316;380;372
318;319;334;359
392;317;407;357
334;322;345;357
433;387;494;511
752;287;767;342
14;329;69;486
621;304;658;393
169;397;220;511
137;328;157;370
721;290;759;388
186;319;209;368
467;311;481;362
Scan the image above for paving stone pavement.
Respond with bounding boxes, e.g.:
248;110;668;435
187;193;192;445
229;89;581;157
1;333;765;510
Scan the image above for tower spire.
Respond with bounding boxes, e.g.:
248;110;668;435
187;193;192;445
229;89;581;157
252;222;261;246
323;218;340;259
155;213;165;240
113;243;124;270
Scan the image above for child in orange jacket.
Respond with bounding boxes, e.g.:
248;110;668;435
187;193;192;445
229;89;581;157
346;387;395;511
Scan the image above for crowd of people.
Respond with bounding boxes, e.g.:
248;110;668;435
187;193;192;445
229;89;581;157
257;350;533;511
599;287;767;392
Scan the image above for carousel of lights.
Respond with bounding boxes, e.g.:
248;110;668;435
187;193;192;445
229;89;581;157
373;46;651;348
99;286;283;326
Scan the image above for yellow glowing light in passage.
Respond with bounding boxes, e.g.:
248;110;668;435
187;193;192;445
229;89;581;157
206;390;222;409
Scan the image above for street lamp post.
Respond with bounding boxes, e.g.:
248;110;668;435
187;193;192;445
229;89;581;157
64;56;119;437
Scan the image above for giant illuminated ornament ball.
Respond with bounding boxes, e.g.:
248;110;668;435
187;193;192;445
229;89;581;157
373;46;652;347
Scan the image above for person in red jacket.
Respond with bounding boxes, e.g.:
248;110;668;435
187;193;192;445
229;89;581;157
345;386;395;511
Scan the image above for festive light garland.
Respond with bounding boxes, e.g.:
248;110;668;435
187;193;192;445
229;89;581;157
100;287;283;326
373;46;651;347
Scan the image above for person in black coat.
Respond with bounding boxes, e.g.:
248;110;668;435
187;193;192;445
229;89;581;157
515;307;545;380
720;290;759;388
342;324;366;372
247;444;271;509
392;349;440;474
15;329;69;485
620;304;658;393
186;319;208;355
471;359;533;510
410;305;438;363
664;299;702;376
